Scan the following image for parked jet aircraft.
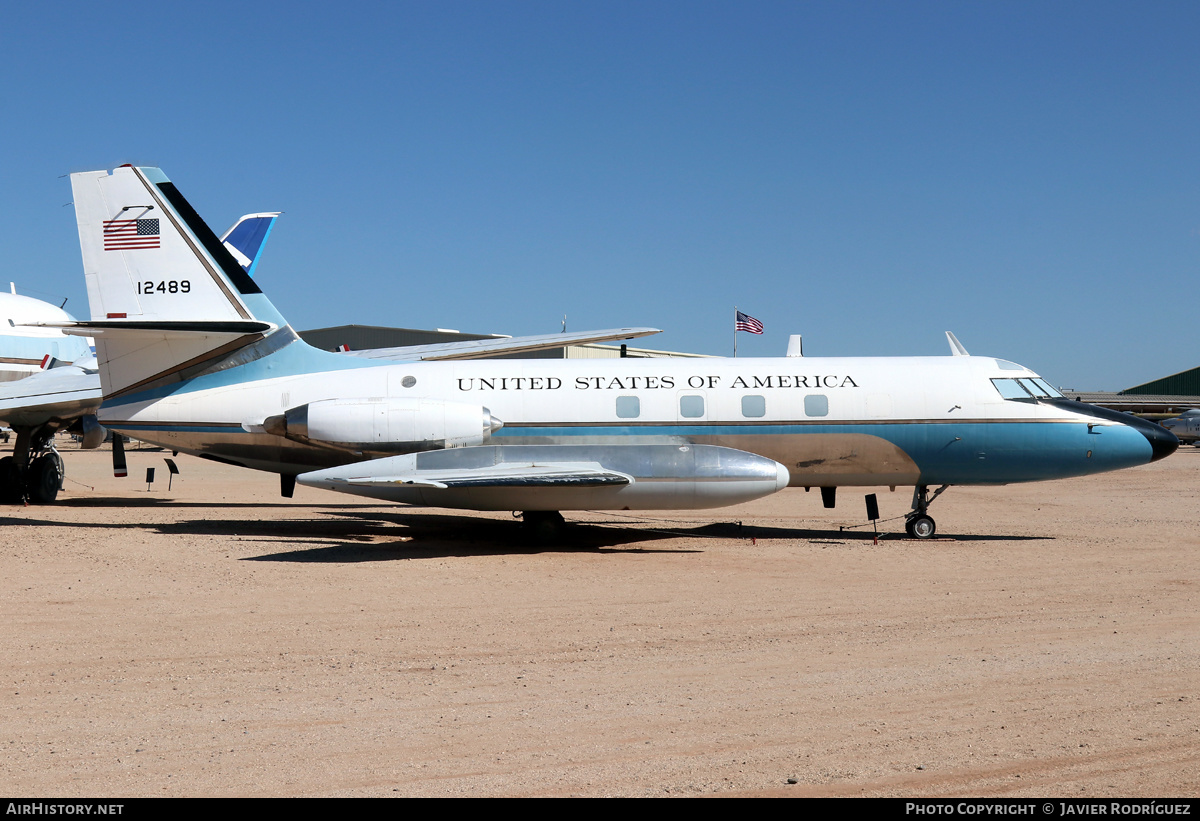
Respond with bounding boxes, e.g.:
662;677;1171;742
51;165;1178;537
1161;409;1200;445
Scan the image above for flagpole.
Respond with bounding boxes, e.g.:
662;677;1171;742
733;306;738;358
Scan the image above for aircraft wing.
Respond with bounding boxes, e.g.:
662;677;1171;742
337;327;662;361
0;362;102;428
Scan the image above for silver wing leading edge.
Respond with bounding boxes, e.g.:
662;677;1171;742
337;327;662;362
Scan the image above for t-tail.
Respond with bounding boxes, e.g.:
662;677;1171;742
65;166;335;400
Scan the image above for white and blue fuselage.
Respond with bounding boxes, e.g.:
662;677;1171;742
96;336;1172;489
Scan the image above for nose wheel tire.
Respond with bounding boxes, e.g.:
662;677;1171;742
905;514;936;539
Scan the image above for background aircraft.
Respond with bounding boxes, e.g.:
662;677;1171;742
0;287;91;383
48;165;1177;538
1160;409;1200;445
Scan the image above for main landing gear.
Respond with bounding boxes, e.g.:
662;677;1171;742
0;425;65;504
904;484;949;539
520;510;565;544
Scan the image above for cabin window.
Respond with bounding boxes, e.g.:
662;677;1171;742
616;396;640;419
679;395;705;418
742;395;766;418
804;394;828;417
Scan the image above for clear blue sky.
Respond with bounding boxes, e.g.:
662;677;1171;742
3;1;1197;390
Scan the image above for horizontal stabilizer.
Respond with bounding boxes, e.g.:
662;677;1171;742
339;327;662;361
42;320;276;338
33;320;277;400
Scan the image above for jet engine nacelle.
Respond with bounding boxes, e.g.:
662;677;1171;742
80;415;107;450
263;398;502;454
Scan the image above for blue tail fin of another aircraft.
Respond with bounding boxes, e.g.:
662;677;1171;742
220;212;281;279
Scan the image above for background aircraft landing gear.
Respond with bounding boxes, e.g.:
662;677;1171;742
904;484;949;539
2;425;66;504
27;452;65;504
0;456;22;503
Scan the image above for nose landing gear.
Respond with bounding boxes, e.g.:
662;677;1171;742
905;484;949;539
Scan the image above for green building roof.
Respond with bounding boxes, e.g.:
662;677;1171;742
1120;366;1200;396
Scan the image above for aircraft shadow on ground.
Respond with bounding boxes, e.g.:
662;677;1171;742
9;503;1051;559
175;512;1036;563
54;497;378;510
688;521;1053;544
238;512;693;561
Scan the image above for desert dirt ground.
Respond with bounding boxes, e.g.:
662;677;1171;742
1;442;1197;797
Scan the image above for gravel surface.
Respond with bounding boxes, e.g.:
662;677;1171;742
2;444;1197;797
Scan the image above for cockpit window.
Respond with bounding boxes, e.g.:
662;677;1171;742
1017;378;1050;398
994;359;1025;371
992;378;1035;400
1029;378;1063;398
991;378;1063;401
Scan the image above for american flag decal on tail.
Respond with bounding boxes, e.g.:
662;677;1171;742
103;218;160;250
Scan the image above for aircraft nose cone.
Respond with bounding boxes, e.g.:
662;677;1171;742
1139;421;1179;462
1046;398;1180;465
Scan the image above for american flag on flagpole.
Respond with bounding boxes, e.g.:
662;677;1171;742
735;310;763;334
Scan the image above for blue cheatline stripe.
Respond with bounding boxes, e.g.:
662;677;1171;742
494;419;1153;484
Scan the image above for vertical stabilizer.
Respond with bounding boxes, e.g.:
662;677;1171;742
71;166;266;323
67;166;285;398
